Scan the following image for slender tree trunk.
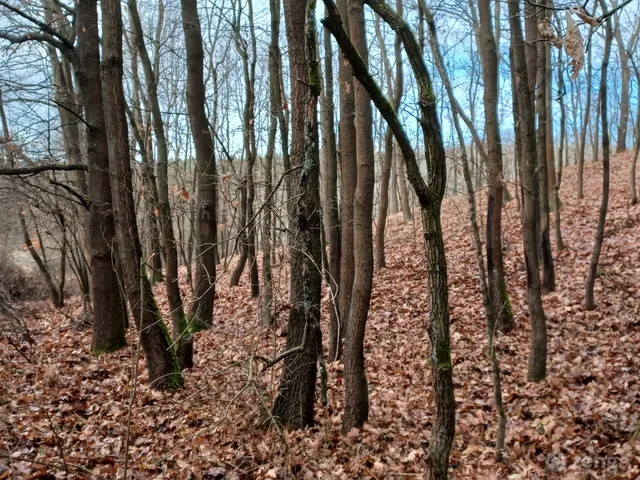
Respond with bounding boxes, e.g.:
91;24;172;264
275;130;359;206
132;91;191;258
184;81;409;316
101;0;182;389
273;0;322;429
128;0;191;367
585;6;613;310
322;6;342;352
507;0;547;383
19;212;61;306
374;0;403;271
181;0;217;331
535;7;555;293
578;40;593;199
323;2;456;476
554;44;566;251
477;0;514;331
614;11;631;153
342;0;375;433
334;0;357;362
74;0;127;354
262;0;281;327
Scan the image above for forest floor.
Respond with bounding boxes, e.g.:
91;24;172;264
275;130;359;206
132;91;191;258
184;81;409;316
2;152;640;479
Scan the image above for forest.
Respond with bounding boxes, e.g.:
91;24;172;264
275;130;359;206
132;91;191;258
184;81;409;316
0;0;639;477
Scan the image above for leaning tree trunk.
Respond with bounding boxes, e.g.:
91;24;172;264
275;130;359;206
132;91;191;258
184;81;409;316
323;1;455;476
128;0;191;367
101;0;182;389
585;5;613;310
181;0;217;332
273;0;322;429
74;0;127;354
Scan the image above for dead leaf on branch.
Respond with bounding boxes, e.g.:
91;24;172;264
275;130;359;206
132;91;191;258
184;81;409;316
569;5;601;27
564;11;585;80
538;21;562;48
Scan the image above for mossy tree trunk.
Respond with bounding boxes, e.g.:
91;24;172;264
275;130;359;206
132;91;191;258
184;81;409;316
323;1;455;476
100;0;182;389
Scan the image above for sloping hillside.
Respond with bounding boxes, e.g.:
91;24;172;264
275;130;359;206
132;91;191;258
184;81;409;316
2;153;639;479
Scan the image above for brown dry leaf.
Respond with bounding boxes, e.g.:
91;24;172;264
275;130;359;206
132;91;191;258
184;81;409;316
564;11;585;79
569;5;601;27
537;20;562;48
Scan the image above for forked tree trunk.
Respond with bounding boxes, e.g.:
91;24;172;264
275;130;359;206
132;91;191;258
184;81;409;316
74;0;127;355
101;0;182;389
585;5;613;310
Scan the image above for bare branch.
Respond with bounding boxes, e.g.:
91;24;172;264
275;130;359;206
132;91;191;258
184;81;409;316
0;164;88;176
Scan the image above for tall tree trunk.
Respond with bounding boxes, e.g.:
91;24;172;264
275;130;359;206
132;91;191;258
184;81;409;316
342;0;375;432
128;0;191;367
613;9;632;153
273;0;322;429
262;0;280;327
322;6;342;351
181;0;217;331
535;5;555;293
374;0;403;271
508;0;547;383
101;0;182;389
554;44;566;251
477;0;514;331
334;0;357;362
585;5;613;310
578;40;593;199
74;0;127;354
322;2;455;476
631;62;640;205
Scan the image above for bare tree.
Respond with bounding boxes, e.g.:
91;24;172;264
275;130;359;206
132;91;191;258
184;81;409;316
585;1;614;310
272;0;322;429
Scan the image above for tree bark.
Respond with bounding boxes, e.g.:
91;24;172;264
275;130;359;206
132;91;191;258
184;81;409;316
342;0;376;433
334;0;357;362
128;0;191;367
477;0;514;331
74;0;127;355
322;5;342;352
273;0;322;429
181;0;217;331
585;5;613;310
322;1;455;475
101;0;182;389
535;5;555;293
507;0;547;383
